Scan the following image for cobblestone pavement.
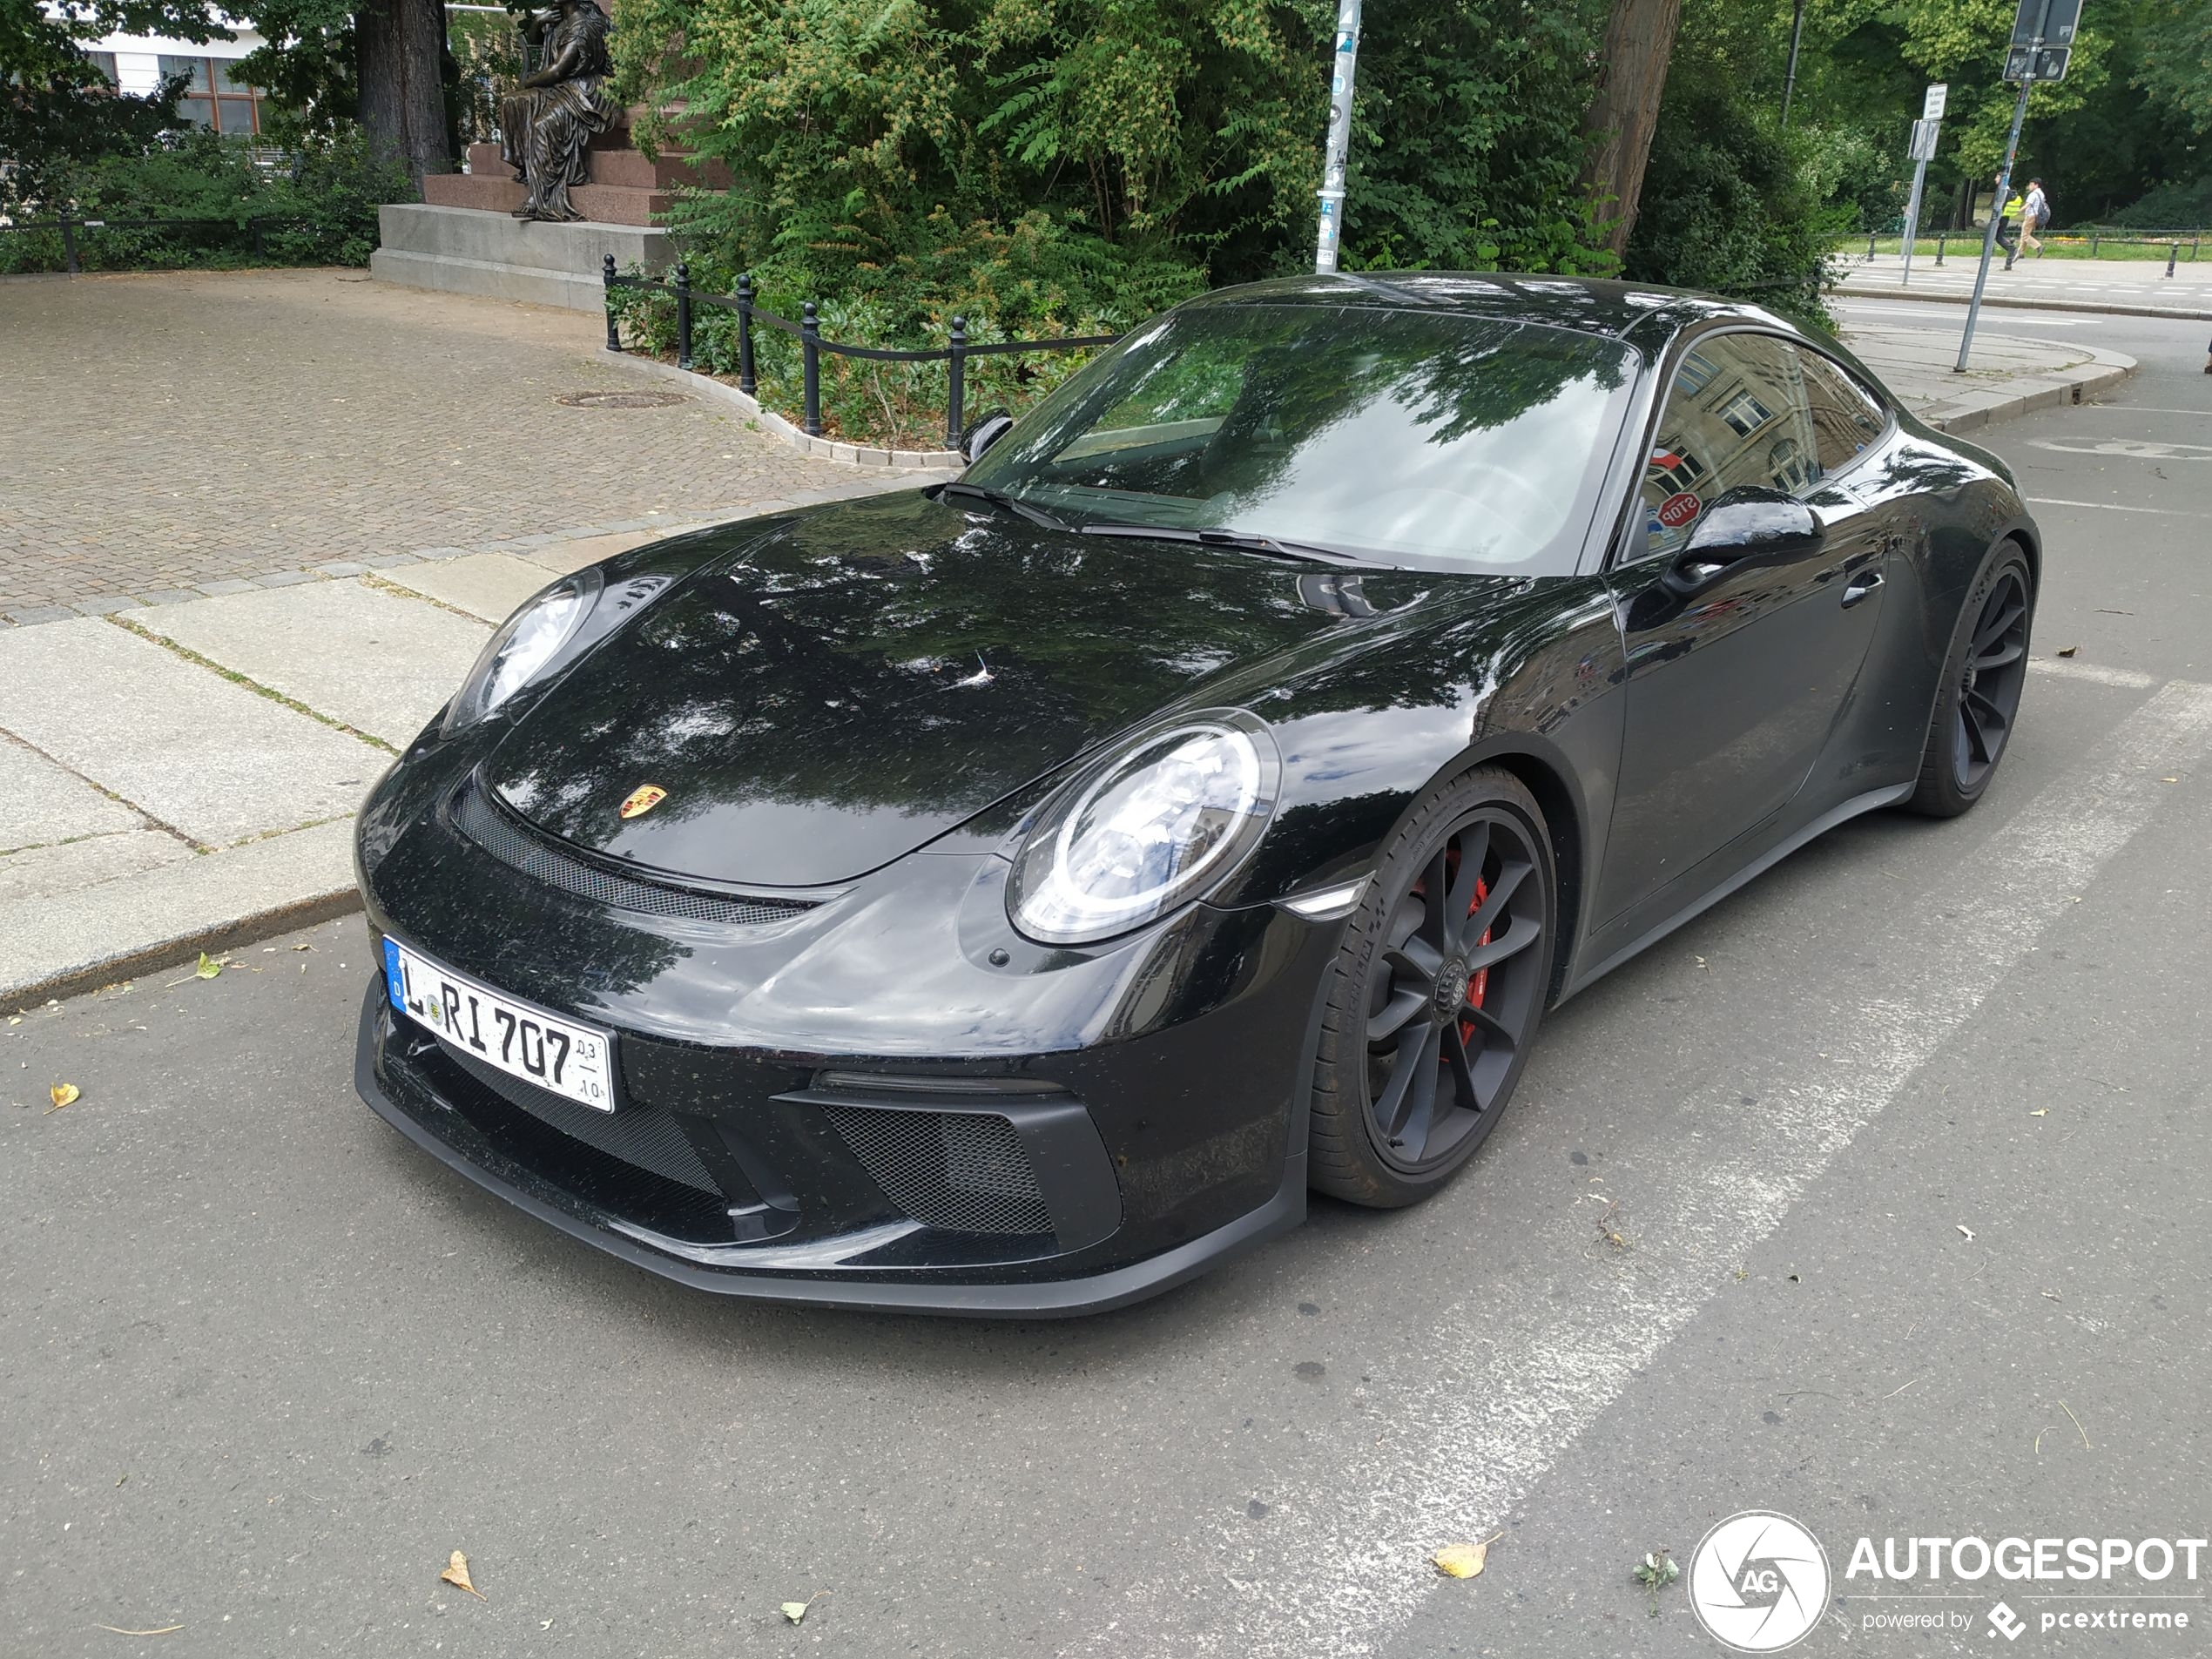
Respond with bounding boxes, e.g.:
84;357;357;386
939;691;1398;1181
0;269;854;617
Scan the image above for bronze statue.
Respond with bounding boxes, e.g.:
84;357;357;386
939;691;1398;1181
498;0;617;222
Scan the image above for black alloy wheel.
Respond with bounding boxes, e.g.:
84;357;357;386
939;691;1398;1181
1952;566;2029;791
1309;769;1556;1207
1909;542;2034;818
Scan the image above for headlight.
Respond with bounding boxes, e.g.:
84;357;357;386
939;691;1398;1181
1008;711;1280;945
442;570;600;735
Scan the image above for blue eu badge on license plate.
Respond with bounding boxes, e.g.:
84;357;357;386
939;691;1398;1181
384;936;405;1012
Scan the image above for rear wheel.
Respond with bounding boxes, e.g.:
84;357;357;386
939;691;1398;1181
1906;543;2033;818
1308;768;1556;1207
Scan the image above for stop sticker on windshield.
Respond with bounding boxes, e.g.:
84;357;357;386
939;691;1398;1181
1656;490;1703;529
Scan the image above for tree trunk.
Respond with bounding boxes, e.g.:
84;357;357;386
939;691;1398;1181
358;0;453;181
1579;0;1683;258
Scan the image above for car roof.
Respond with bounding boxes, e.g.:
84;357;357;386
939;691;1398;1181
1188;272;1791;355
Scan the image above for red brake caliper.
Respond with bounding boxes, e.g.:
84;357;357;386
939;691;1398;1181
1461;876;1491;1047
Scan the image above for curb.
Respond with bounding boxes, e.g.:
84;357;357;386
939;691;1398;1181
1914;341;2137;435
600;347;966;471
1835;282;2212;324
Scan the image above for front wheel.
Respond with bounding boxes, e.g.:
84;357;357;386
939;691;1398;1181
1307;768;1557;1208
1906;543;2033;818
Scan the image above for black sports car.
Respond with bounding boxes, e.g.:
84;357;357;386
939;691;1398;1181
354;273;2039;1314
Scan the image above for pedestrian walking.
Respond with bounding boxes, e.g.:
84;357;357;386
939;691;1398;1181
1998;182;2025;270
2022;179;2049;258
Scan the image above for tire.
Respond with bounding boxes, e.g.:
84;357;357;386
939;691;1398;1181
1308;766;1557;1208
1905;542;2034;818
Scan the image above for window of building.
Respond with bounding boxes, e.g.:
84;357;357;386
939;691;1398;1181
158;56;263;133
1719;388;1776;437
85;51;119;84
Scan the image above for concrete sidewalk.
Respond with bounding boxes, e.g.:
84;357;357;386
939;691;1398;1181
0;294;2135;1006
1833;250;2212;321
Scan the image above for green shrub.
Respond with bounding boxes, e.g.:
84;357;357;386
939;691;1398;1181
2109;175;2212;229
0;127;413;273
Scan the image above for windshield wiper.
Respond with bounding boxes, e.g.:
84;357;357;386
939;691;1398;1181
1080;522;1370;568
928;481;1071;533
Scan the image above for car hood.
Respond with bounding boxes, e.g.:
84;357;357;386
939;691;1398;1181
482;491;1414;887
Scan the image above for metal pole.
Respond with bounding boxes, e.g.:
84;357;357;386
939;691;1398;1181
1955;59;2034;373
735;273;756;396
1901;152;1932;287
602;254;621;352
1313;0;1361;274
1781;0;1808;127
800;301;822;437
945;315;968;450
61;216;79;275
674;260;692;370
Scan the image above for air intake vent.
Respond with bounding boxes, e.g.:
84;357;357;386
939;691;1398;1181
450;779;813;927
439;1038;720;1194
824;1105;1054;1237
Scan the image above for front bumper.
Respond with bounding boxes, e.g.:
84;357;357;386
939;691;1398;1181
351;747;1339;1316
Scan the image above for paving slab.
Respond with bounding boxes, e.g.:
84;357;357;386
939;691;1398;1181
0;828;194;906
0;818;358;1005
375;552;551;623
517;527;661;575
0;618;381;847
0;737;145;851
132;579;489;748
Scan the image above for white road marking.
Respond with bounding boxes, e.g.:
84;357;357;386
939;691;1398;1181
2077;407;2212;417
2027;496;2210;518
2028;437;2212;460
1101;678;2212;1659
2029;658;2159;689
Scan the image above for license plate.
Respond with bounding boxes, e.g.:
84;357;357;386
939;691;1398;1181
384;939;617;1112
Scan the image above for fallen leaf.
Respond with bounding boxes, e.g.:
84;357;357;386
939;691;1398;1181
440;1549;485;1599
46;1082;80;1113
780;1591;827;1623
1957;1224;1975;1241
194;952;221;981
1433;1533;1502;1579
2029;1109;2048;1117
2055;645;2078;658
96;1626;182;1636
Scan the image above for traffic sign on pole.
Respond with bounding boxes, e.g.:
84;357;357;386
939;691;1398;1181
1922;83;1947;120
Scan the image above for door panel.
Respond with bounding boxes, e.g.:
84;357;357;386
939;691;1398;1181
1595;334;1889;927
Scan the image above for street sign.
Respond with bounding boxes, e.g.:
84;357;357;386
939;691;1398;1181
1923;84;1948;121
2010;0;2082;47
1908;118;1940;161
2004;43;2071;82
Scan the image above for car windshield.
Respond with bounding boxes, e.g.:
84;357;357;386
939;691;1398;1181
963;301;1639;573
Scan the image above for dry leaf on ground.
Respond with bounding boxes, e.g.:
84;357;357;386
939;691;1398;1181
96;1626;182;1636
194;953;222;980
1433;1533;1503;1578
47;1082;80;1113
2055;645;2079;658
440;1550;485;1599
781;1591;827;1624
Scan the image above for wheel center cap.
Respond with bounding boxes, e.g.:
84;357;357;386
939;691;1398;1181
1433;958;1469;1019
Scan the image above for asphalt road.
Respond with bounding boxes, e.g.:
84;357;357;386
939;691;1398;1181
5;300;2208;1659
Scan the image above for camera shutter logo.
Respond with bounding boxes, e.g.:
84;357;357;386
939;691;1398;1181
1688;1511;1831;1653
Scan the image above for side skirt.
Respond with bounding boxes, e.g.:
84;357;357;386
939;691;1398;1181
1558;782;1913;1001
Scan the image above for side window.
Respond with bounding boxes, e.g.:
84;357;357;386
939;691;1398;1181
1793;346;1888;475
1634;334;1820;560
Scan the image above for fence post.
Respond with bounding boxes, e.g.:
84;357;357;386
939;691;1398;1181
2167;242;2179;279
2089;230;2099;257
1935;231;1946;266
602;254;621;352
60;216;79;275
945;315;968;451
2195;232;2202;261
674;260;693;370
735;273;756;396
800;301;822;437
1867;230;1878;260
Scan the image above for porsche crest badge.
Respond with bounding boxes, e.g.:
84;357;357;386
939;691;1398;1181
618;785;667;819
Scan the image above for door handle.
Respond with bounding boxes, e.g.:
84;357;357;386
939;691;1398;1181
1842;570;1884;609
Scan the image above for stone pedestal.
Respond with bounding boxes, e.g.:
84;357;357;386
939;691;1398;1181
370;203;670;311
371;113;729;310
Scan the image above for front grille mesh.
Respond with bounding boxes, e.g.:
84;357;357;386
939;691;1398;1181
825;1105;1053;1237
439;1038;719;1194
450;780;813;927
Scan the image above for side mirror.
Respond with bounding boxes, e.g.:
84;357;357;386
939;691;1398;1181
1667;486;1822;589
960;408;1015;464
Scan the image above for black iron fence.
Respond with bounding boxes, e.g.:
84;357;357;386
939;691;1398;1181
602;257;1120;449
0;212;323;273
1845;224;2204;272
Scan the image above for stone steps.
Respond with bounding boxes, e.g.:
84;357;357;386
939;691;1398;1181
421;172;672;227
370;203;671;311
